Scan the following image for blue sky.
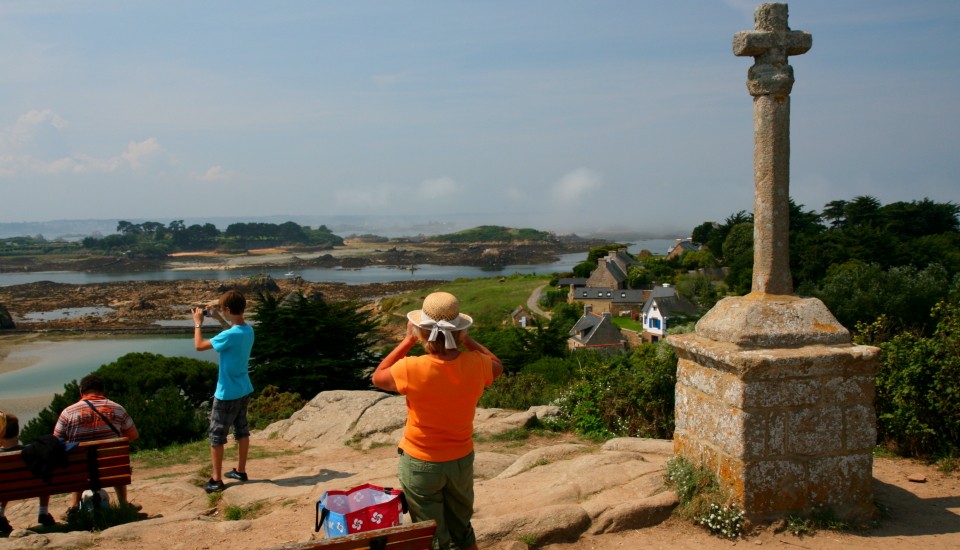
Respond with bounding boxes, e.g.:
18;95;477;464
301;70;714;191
0;1;957;236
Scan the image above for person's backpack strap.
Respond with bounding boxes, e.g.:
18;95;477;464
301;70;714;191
83;400;123;437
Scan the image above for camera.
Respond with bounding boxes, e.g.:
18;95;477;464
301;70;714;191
202;309;212;317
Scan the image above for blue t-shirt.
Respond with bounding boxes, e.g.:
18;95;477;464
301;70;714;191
210;324;255;400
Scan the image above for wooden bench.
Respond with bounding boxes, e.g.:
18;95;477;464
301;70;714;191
267;520;438;550
0;437;132;505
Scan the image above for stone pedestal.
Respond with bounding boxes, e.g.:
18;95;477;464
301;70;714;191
668;293;880;523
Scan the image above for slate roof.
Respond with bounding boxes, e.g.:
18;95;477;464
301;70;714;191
666;238;702;259
588;249;640;287
572;288;646;304
568;311;624;347
642;285;699;317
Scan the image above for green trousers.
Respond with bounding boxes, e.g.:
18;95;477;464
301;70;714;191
398;450;477;550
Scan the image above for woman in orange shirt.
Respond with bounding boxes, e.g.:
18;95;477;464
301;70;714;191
373;292;503;550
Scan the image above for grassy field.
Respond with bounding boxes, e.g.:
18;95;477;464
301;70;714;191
378;274;551;328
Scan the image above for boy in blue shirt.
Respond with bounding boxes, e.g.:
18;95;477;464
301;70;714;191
193;290;255;494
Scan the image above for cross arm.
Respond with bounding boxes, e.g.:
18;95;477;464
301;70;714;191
733;30;812;58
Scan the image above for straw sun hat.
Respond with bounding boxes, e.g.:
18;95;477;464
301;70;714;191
407;292;473;349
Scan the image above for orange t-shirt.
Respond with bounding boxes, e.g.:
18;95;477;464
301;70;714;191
391;351;494;462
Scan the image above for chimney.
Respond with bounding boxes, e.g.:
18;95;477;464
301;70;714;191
585;305;593;314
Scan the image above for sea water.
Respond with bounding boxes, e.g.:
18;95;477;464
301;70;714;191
0;336;214;424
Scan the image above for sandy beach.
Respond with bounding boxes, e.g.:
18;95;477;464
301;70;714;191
0;334;47;376
0;393;50;422
0;334;97;427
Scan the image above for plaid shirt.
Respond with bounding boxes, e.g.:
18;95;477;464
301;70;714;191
53;396;136;443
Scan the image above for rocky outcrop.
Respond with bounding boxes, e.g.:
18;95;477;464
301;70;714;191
0;391;677;549
256;391;677;546
0;303;14;329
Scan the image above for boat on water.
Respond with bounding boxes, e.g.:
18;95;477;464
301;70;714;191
284;271;296;277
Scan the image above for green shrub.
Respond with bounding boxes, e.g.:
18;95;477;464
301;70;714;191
786;505;855;536
224;502;264;520
521;356;579;387
874;300;960;457
554;345;677;439
665;455;717;505
665;456;744;539
125;385;209;451
479;373;555;410
698;503;745;539
539;288;568;308
250;292;378;397
247;385;307;430
21;353;217;451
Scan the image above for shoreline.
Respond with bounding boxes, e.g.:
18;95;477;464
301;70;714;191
0;393;51;424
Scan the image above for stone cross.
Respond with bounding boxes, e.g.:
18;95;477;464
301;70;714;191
733;3;811;295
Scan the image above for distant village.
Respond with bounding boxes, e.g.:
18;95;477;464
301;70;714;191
510;239;711;353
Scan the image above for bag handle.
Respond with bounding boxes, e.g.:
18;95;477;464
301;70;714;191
383;486;409;514
315;504;329;533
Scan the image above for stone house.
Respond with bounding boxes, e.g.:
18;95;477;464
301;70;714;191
561;249;645;317
570;287;647;319
641;284;699;343
585;248;639;289
509;305;533;327
666;238;702;261
567;306;626;354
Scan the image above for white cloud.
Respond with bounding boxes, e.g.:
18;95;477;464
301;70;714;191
0;110;167;176
0;109;68;156
120;138;162;169
551;168;603;205
16;108;67;131
198;165;229;182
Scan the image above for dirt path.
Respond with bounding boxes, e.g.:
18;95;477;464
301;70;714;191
526;284;551;319
542;456;960;549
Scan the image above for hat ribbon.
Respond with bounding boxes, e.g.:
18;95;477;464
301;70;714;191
419;313;459;349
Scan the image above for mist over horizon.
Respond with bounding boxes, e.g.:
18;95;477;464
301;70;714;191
0;213;694;243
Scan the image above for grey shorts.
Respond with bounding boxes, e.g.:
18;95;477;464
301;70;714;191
209;394;251;446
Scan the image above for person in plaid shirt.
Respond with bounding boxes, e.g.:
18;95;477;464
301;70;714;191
54;374;139;514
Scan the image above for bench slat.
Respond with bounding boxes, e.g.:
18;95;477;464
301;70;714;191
3;464;131;490
268;520;437;550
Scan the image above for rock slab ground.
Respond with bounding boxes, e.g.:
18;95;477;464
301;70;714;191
1;390;958;549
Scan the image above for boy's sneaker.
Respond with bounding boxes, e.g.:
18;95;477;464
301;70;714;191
203;478;226;493
37;513;56;527
225;468;248;482
0;516;12;537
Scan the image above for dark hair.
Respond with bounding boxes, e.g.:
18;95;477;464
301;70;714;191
2;411;20;439
80;374;106;395
219;290;246;314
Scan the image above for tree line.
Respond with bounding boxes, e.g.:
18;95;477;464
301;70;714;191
81;220;344;257
683;195;959;460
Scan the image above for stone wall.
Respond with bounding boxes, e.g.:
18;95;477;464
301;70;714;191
621;328;643;348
